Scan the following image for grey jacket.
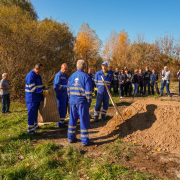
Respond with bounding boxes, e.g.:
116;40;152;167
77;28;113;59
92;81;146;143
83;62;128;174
160;70;171;81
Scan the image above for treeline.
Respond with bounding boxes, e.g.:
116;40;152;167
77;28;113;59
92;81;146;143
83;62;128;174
103;31;180;76
0;0;75;99
1;0;180;100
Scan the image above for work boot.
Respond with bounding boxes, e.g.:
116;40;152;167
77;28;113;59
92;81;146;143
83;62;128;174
82;141;95;147
159;94;163;97
94;117;98;122
58;124;68;128
168;94;171;97
101;116;108;120
69;138;78;143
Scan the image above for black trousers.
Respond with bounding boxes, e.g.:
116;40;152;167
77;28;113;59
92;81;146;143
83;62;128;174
144;80;151;95
150;81;159;95
1;93;10;113
113;80;119;94
139;82;143;94
119;84;125;97
125;82;132;96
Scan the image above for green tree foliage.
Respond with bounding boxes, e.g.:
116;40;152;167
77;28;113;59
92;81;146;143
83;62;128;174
0;5;74;99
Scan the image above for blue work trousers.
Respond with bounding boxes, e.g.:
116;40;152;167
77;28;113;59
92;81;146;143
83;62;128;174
26;102;40;133
94;92;109;118
56;94;68;127
160;80;170;95
68;103;90;145
1;93;10;113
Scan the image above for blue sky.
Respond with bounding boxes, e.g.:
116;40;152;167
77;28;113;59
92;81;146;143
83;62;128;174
31;0;180;46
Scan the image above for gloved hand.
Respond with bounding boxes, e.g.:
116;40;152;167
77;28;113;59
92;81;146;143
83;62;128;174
95;87;98;91
42;90;48;95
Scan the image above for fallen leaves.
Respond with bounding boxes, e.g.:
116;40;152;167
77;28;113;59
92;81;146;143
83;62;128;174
25;163;29;167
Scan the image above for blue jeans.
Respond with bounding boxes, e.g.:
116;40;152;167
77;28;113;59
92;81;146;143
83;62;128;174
1;94;10;113
160;80;170;95
132;83;139;95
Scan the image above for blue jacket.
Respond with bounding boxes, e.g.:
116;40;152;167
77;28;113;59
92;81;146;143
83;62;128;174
113;72;121;81
25;70;44;102
94;70;113;94
53;71;68;96
67;70;92;104
177;73;180;80
150;73;158;82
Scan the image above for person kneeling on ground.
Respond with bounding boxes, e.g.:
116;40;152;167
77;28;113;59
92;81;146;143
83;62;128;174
132;69;140;96
118;69;126;98
0;73;11;113
67;60;94;146
25;63;48;134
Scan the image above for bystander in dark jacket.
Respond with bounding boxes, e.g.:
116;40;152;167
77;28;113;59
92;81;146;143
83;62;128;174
138;68;144;95
132;70;140;96
150;70;159;95
118;69;126;98
124;69;132;96
143;66;152;95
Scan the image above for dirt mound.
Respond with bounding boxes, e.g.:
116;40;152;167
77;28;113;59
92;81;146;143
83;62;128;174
99;99;180;154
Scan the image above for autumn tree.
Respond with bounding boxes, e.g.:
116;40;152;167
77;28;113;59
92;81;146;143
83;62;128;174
0;5;74;99
74;23;102;69
103;30;130;69
0;0;38;20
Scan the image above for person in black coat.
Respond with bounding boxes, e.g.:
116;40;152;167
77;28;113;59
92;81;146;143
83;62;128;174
118;69;126;98
138;68;143;95
132;69;140;96
143;66;152;95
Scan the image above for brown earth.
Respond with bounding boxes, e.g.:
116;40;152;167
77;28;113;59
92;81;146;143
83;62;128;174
36;97;180;179
99;98;180;154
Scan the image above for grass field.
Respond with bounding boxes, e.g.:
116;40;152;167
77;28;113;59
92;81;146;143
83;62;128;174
1;82;178;179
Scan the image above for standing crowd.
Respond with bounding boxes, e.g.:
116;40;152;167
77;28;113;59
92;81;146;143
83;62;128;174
109;66;171;98
0;61;177;146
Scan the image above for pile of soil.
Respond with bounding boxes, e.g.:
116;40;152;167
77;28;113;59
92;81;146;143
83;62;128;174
99;99;180;154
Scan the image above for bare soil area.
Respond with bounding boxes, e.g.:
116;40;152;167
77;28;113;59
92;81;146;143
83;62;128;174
37;97;180;179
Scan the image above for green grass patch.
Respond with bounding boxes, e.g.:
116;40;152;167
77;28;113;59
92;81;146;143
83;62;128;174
0;97;163;179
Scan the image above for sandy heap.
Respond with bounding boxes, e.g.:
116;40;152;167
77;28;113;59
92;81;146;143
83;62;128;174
99;99;180;154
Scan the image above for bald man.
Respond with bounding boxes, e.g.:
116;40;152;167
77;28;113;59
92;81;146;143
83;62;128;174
54;63;68;127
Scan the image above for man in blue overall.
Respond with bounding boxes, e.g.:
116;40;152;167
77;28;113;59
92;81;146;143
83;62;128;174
54;63;68;128
94;62;113;121
67;60;94;146
25;63;48;134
